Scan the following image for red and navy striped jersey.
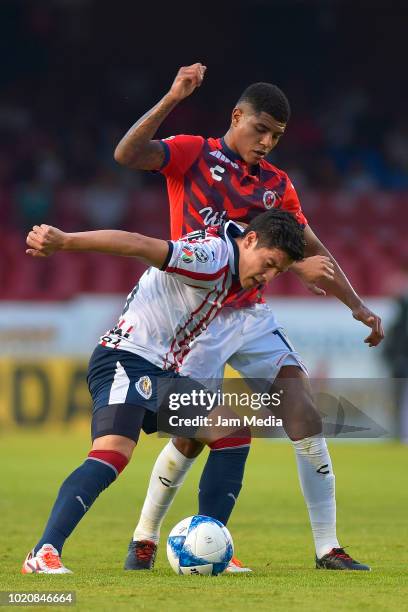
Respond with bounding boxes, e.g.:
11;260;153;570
158;134;307;306
159;134;307;239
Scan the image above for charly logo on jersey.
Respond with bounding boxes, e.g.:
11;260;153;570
181;246;195;263
194;246;209;263
263;190;278;209
136;376;152;399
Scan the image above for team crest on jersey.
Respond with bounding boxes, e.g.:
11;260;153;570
194;246;209;263
263;190;278;209
136;376;152;399
181;246;195;263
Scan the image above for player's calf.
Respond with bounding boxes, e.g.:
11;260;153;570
24;447;130;572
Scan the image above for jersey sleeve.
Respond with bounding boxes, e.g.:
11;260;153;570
281;175;308;226
158;134;204;177
161;236;229;288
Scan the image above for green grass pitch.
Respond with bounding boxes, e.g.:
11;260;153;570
1;431;407;611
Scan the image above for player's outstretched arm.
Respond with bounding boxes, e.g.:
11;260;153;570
114;63;206;170
26;224;169;269
298;224;384;347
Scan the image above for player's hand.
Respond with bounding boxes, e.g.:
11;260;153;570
352;303;385;347
292;256;335;296
26;224;66;257
167;63;207;102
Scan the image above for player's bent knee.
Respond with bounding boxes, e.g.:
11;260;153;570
172;437;204;458
91;434;136;462
285;398;323;440
88;449;129;475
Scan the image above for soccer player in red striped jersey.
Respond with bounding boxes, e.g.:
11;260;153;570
115;64;384;572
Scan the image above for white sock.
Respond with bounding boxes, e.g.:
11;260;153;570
292;435;340;559
133;440;196;544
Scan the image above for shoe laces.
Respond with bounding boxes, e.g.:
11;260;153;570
136;541;156;562
230;556;244;567
42;550;63;569
330;547;353;561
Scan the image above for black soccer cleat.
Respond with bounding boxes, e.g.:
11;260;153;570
124;539;157;570
316;547;371;571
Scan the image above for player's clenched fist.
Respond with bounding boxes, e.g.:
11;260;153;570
167;63;207;102
26;224;66;257
293;255;335;296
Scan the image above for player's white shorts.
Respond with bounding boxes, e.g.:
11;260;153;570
180;303;307;386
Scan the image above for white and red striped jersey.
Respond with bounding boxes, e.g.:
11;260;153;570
98;221;242;371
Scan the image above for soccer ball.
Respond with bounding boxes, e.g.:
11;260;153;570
167;515;233;575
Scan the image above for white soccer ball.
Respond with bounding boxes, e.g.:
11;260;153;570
167;515;234;575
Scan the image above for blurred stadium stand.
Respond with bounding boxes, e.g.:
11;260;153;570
0;0;406;300
1;189;407;299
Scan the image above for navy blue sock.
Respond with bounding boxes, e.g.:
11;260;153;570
34;456;120;555
198;446;250;525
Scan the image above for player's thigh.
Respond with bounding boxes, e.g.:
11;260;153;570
272;365;322;440
88;345;164;446
179;308;246;383
228;310;307;387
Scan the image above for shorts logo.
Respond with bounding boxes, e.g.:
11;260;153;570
194;246;209;263
181;246;195;263
136;376;152;399
263;190;278;209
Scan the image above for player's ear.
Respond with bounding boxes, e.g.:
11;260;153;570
231;107;243;127
243;231;258;249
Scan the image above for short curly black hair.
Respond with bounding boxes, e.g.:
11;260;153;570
237;82;291;123
243;209;304;262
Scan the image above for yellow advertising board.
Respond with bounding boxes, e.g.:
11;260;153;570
0;358;92;428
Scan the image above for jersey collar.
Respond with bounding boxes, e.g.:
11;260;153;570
220;137;260;177
220;137;243;162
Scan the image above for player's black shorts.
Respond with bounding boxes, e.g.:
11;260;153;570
87;345;209;442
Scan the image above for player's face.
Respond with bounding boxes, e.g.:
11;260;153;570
238;232;293;289
231;104;286;165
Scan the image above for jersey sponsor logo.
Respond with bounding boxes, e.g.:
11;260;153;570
209;150;239;169
210;164;226;182
194;246;209;263
136;375;152;400
181;246;195;263
263;190;278;209
199;207;227;227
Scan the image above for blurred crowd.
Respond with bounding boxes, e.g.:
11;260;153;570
0;0;407;298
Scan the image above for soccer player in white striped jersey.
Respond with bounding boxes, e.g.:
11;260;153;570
22;209;304;573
